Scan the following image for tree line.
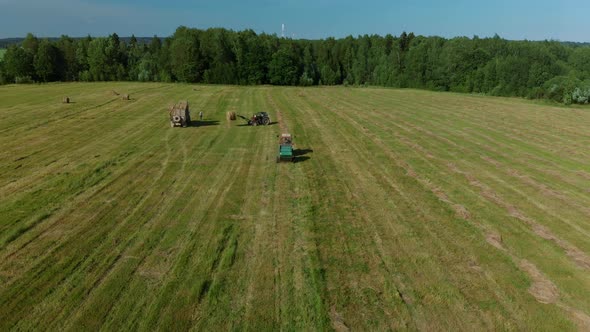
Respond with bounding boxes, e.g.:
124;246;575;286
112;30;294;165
2;26;590;104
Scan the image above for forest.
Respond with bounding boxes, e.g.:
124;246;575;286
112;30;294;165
2;26;590;104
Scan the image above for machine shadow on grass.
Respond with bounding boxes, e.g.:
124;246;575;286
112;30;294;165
192;120;220;127
293;148;313;163
235;122;278;127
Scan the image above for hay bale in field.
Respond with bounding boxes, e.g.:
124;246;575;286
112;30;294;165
62;97;70;104
121;94;130;100
226;111;236;121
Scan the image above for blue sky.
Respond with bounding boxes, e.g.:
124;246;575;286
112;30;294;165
0;0;588;41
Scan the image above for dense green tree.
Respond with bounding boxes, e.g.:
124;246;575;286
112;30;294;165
169;27;204;82
34;39;58;82
202;28;237;84
316;37;340;85
235;30;270;84
126;35;144;81
300;44;317;86
56;35;79;81
21;33;39;55
351;35;370;84
269;43;301;86
569;48;590;79
149;35;162;54
2;27;590;104
137;53;158;81
3;45;34;82
76;36;92;81
87;38;109;81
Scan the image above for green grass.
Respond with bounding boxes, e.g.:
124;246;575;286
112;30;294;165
0;83;589;330
0;49;5;60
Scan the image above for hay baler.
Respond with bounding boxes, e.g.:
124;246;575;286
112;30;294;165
277;133;295;163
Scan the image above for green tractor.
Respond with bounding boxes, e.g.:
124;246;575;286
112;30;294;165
277;133;295;163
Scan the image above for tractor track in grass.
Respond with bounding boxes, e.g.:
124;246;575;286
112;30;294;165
289;89;502;329
0;86;173;196
0;86;186;252
299;88;590;328
284;90;448;328
316;89;590;251
0;84;224;328
45;87;228;330
328;89;590;205
331;91;590;246
315;88;590;327
343;89;590;186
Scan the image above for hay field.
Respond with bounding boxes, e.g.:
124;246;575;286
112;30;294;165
1;83;589;330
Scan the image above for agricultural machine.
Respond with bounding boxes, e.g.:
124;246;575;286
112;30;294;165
277;133;295;163
169;101;191;127
248;112;271;126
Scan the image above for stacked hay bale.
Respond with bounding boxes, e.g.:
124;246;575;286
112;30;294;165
226;111;236;121
62;97;70;104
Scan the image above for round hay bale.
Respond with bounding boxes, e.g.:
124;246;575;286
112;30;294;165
226;111;236;121
121;94;130;100
62;97;70;104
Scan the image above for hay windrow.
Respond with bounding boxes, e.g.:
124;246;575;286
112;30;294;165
519;259;559;304
448;163;590;270
486;231;505;251
330;307;349;332
564;307;590;330
453;204;471;220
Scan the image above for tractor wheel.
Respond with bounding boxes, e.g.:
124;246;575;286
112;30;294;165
263;117;270;125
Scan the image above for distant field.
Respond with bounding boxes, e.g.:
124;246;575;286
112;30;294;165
0;83;589;330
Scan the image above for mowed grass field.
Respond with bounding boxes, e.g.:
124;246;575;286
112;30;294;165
1;83;590;331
